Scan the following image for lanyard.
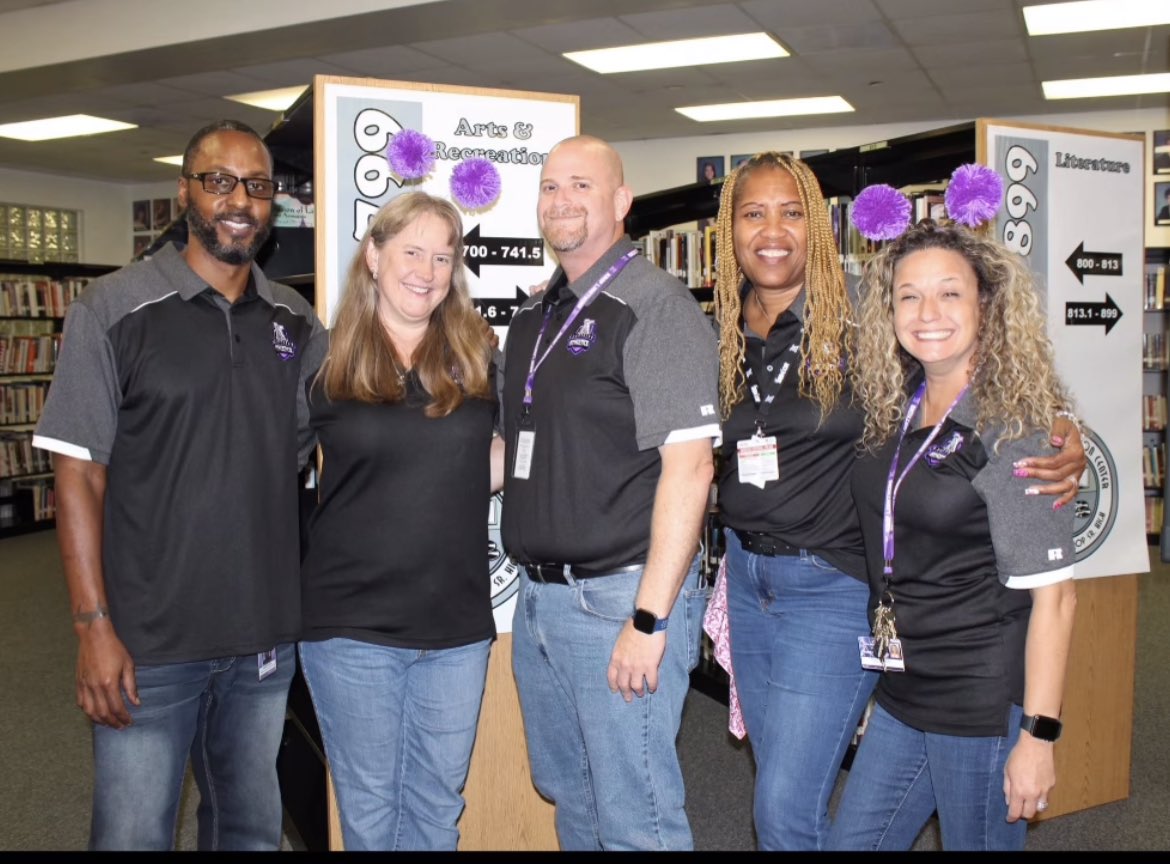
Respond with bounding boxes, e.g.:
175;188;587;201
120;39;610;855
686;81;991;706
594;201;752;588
881;381;968;578
744;333;801;435
522;248;638;407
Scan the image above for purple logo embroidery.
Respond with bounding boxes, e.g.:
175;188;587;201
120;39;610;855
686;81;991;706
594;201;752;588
925;430;965;468
567;318;597;356
272;322;298;361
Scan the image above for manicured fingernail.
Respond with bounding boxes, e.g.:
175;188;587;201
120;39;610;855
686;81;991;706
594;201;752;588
1025;487;1040;496
1014;468;1029;478
1052;436;1065;447
1053;500;1064;511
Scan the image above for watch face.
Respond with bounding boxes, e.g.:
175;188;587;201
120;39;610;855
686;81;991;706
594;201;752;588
1025;714;1063;741
632;609;657;634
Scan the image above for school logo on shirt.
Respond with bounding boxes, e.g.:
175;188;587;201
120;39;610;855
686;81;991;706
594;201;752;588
487;492;520;611
925;430;965;468
272;322;298;361
566;318;597;355
1072;428;1117;562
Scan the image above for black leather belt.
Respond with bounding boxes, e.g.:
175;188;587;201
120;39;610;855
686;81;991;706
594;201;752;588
733;529;802;557
521;562;644;585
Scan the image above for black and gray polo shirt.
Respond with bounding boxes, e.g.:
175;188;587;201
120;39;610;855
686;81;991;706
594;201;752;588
34;242;327;665
501;238;720;572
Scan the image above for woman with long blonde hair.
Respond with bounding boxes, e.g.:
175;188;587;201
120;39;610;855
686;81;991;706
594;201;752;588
829;220;1077;850
706;153;1083;850
298;190;503;851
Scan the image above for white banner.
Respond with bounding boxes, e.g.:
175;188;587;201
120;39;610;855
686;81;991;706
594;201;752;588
980;119;1148;579
314;75;578;630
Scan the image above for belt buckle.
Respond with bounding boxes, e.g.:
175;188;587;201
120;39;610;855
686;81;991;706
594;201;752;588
757;535;777;556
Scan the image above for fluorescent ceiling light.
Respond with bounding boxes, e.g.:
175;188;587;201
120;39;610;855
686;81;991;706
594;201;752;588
153;155;184;166
565;33;787;74
1042;72;1170;99
224;85;307;112
1023;0;1170;35
676;96;854;122
0;114;136;141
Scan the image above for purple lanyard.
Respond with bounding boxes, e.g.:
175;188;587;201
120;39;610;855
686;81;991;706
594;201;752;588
522;248;638;407
882;381;968;576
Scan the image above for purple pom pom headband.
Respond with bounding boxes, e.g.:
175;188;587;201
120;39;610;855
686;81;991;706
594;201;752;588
849;163;1003;242
385;128;503;211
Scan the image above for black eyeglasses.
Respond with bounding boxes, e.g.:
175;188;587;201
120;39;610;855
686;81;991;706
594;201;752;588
184;172;276;200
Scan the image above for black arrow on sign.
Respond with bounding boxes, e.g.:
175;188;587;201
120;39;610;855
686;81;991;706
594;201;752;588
462;224;545;277
1064;242;1123;285
1065;293;1122;335
474;287;530;326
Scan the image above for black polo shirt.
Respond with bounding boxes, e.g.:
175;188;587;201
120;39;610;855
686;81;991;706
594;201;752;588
851;390;1074;737
501;239;720;571
717;289;867;580
34;243;327;665
301;370;498;650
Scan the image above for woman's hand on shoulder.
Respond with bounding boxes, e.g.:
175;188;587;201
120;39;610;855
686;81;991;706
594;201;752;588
1013;416;1085;509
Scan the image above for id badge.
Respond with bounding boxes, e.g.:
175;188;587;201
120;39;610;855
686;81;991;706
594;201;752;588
737;435;779;489
857;636;905;672
258;648;277;681
513;430;535;480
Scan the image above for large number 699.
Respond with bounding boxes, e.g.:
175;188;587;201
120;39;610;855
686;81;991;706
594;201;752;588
352;109;404;241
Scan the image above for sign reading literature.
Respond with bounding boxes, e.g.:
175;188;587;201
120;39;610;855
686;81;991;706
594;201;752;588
315;75;577;634
979;120;1146;579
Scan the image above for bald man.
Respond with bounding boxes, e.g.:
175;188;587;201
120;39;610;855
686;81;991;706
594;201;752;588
501;135;720;849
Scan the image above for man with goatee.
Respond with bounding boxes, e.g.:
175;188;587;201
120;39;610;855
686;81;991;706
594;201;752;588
34;120;326;851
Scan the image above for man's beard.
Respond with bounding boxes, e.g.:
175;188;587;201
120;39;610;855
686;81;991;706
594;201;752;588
186;206;273;265
541;210;588;254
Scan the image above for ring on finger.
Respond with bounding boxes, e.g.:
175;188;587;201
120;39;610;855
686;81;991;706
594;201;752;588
1036;801;1049;812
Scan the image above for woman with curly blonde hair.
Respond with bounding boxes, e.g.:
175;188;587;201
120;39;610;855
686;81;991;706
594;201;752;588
829;221;1077;851
706;154;1084;850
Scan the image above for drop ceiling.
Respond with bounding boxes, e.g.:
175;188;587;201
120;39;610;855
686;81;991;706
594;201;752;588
0;0;1166;183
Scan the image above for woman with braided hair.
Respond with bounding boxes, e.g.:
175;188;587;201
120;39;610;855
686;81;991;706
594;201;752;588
707;152;1084;850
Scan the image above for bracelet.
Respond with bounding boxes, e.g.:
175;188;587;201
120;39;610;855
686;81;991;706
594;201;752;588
73;605;110;625
1054;409;1083;434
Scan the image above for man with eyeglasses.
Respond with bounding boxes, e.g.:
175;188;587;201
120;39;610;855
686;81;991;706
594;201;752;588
34;119;326;850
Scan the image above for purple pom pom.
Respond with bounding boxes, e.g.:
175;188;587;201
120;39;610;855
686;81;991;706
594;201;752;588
386;129;435;180
850;184;911;241
945;163;1003;228
450;157;501;210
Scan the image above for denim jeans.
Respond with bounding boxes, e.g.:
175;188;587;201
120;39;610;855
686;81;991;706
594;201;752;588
511;559;707;851
90;643;295;850
298;637;491;851
827;702;1027;851
724;528;877;851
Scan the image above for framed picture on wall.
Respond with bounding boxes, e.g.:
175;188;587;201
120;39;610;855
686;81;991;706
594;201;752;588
132;233;152;258
697;156;724;184
152;198;172;229
1155;181;1170;226
132;200;150;232
800;149;828;160
1153;130;1170;175
730;153;753;170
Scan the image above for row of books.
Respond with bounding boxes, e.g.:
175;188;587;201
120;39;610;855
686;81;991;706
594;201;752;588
1146;495;1163;535
828;191;948;260
0;275;90;318
1143;443;1165;490
1145;265;1167;312
1142;332;1168;371
0;334;60;375
0;432;51;479
0;478;55;523
1143;395;1167;432
640;226;716;289
0;381;48;426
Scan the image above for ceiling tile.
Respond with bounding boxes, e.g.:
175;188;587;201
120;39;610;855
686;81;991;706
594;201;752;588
316;45;455;77
619;4;762;40
893;11;1019;45
780;22;902;53
409;32;551;65
739;0;882;28
912;37;1028;67
511;18;644;53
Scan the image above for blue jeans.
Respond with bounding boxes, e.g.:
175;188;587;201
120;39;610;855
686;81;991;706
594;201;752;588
298;637;491;851
827;702;1027;850
724;528;877;851
90;643;295;850
511;559;707;851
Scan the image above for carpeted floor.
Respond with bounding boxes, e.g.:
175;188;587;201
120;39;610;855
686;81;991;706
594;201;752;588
2;528;1167;850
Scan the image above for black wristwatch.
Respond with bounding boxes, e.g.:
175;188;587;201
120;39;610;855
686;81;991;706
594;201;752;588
1020;713;1063;742
632;608;669;634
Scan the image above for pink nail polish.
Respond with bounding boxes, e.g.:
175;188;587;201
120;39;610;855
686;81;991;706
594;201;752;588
1013;468;1028;478
1053;500;1064;511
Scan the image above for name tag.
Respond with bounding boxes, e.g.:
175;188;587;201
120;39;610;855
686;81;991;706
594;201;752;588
737;435;779;489
513;430;535;479
858;636;905;672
